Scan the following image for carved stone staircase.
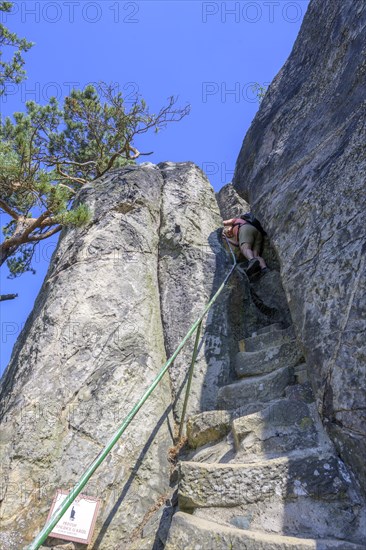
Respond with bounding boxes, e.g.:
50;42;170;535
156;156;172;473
165;323;366;549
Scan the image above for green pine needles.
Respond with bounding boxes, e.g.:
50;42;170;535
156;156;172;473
0;5;190;291
0;1;33;94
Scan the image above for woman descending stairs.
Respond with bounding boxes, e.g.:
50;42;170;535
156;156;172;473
165;323;366;549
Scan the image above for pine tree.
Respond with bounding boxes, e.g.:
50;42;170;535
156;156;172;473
0;4;190;300
0;1;33;94
0;83;190;296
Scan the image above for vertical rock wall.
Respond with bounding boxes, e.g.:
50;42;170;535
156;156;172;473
233;0;366;489
0;166;173;549
158;163;233;419
0;162;236;548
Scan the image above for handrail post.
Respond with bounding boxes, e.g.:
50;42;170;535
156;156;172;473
178;320;202;439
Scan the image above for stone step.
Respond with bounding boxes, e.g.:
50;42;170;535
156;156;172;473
218;366;294;410
235;342;303;378
165;512;365;550
285;382;315;403
186;399;319;457
185;437;235;464
244;326;296;352
253;322;284;336
187;410;231;449
192;495;366;544
178;454;350;510
232;399;319;457
186;400;286;452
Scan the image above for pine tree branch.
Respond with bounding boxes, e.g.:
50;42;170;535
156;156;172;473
97;144;152;178
22;210;51;239
100;144;128;174
56;164;88;185
44;157;97;168
1;212;59;252
58;183;76;194
0;199;20;220
27;224;62;241
39;217;56;227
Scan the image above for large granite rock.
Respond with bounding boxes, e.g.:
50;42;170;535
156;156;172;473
233;0;366;490
0;165;174;549
0;163;234;549
157;162;233;419
216;183;249;221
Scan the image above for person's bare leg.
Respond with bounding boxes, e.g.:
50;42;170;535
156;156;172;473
240;243;254;260
253;248;267;269
240;243;262;276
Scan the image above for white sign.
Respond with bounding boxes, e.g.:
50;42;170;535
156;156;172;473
47;490;100;545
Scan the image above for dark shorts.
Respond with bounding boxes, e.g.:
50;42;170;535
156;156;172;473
239;224;263;251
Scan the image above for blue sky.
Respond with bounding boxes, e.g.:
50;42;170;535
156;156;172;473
0;0;310;375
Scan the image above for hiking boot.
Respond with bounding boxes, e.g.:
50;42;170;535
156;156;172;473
245;258;261;276
261;267;271;275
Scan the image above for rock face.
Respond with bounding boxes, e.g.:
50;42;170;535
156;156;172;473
1;3;365;545
3;161;293;549
157;163;232;418
0;163;234;549
233;0;366;489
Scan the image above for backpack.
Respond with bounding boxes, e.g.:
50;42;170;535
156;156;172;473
240;212;267;236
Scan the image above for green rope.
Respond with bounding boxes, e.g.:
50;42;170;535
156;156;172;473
178;320;202;439
28;237;237;549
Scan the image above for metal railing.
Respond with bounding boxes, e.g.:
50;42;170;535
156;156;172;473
28;237;237;549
